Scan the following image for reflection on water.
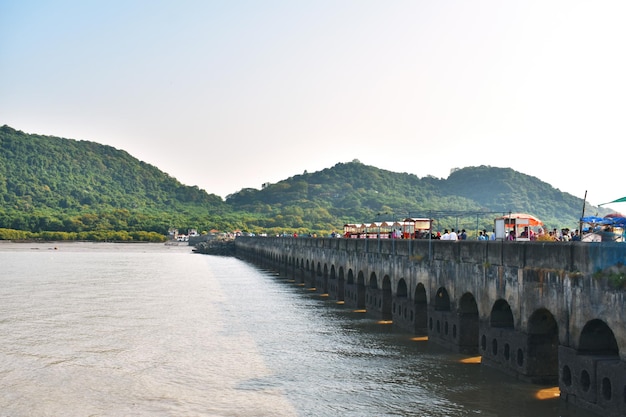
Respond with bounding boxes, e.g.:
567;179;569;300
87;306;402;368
0;242;598;417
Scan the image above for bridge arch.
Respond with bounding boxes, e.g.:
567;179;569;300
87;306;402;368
414;283;428;333
458;292;479;352
579;319;618;355
309;259;316;286
397;279;408;297
322;264;329;294
337;266;345;301
368;272;379;311
328;264;336;296
345;269;355;305
382;275;392;321
525;308;559;382
430;287;451;337
356;271;366;309
369;272;378;289
395;278;408;318
434;287;451;311
298;257;305;283
480;299;518;371
490;299;514;328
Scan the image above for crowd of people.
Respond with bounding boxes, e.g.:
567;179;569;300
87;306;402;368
505;226;581;241
430;226;582;241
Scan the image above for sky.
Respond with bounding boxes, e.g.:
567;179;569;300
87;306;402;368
1;1;625;212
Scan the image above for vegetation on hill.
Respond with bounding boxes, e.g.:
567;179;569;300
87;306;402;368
0;125;608;240
226;160;605;235
0;125;232;238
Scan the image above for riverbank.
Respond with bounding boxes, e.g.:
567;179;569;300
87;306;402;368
0;241;193;253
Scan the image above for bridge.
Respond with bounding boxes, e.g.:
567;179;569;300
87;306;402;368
234;236;626;417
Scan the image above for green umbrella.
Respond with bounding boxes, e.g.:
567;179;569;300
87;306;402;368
599;196;626;206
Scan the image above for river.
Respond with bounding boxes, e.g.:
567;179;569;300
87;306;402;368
0;242;597;417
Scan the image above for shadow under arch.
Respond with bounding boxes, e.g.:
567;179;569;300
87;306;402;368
382;275;392;321
414;283;428;334
490;299;514;328
526;308;559;383
458;292;479;353
356;271;366;309
579;319;618;355
434;287;451;311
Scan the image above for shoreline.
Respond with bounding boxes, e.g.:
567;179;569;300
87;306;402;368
0;240;194;253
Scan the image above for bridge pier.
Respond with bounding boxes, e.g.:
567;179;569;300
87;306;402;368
559;346;624;416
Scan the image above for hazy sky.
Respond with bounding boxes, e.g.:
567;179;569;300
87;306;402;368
1;1;625;212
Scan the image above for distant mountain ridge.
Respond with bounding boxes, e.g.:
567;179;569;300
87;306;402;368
0;126;608;235
226;159;606;231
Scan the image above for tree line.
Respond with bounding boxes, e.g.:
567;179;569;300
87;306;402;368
1;126;605;241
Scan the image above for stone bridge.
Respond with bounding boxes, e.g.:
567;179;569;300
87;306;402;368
235;236;626;417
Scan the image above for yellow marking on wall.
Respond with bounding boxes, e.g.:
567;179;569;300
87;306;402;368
377;320;393;325
336;301;345;305
353;309;367;313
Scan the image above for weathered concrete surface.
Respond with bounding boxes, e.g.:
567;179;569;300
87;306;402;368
235;236;626;417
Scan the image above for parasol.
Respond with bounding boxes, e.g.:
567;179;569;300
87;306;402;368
599;196;626;206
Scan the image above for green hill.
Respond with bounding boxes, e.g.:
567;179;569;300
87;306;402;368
0;126;609;238
226;160;607;234
0;125;230;236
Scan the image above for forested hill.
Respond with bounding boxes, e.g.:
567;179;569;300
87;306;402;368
226;160;608;232
0;125;607;237
0;125;228;234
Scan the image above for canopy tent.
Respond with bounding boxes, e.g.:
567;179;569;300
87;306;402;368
580;216;612;225
603;214;626;228
580;213;626;242
611;217;626;228
496;213;543;227
493;213;543;240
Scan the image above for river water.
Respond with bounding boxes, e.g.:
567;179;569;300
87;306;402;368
0;242;597;417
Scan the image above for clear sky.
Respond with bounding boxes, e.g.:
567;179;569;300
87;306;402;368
1;1;625;212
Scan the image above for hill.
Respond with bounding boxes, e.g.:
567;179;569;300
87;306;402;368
0;125;230;236
226;160;608;234
0;126;608;238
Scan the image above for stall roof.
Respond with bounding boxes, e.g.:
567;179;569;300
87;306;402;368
496;213;543;227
